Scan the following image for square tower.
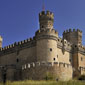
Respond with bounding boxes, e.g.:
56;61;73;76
63;29;82;45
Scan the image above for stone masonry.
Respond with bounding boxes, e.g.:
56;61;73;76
0;10;85;81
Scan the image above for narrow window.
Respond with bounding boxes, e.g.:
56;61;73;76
53;58;56;61
81;57;83;61
75;45;77;47
69;59;71;62
50;48;52;51
16;58;19;63
42;25;44;28
57;55;58;58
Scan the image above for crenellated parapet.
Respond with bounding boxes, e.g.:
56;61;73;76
35;29;58;36
79;67;85;71
57;37;72;52
79;67;85;75
22;61;72;70
21;61;72;81
63;29;82;34
0;37;36;56
63;29;82;45
39;11;54;30
39;11;54;22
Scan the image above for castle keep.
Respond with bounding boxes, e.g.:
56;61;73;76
0;10;85;81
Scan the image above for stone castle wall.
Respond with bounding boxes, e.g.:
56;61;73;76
0;10;85;82
79;67;85;75
78;53;85;68
22;62;72;81
0;38;37;81
35;28;72;64
0;28;85;81
0;37;36;66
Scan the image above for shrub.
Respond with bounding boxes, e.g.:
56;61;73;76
78;75;85;81
44;72;54;80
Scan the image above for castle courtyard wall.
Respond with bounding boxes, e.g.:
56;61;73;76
0;46;36;66
78;53;85;68
22;62;72;81
17;46;36;65
0;9;85;82
57;48;72;64
0;53;16;66
0;44;36;81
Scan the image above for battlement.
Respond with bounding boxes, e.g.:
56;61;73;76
35;29;58;37
21;61;72;81
0;37;36;54
39;11;54;31
63;28;82;45
57;37;72;52
57;38;72;47
63;29;82;34
79;67;85;75
79;67;85;70
22;61;72;70
39;11;54;20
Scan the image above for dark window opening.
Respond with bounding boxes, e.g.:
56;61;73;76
64;63;65;67
16;58;19;63
57;55;58;58
50;48;52;51
81;57;83;61
49;18;51;20
69;59;71;62
42;26;44;28
53;58;56;61
65;41;66;43
75;45;77;47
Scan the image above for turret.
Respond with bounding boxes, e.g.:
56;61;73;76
0;36;3;48
63;29;82;45
36;11;58;62
39;11;54;30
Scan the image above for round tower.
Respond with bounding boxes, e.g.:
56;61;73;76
39;11;54;30
36;11;58;63
0;36;3;48
63;29;82;45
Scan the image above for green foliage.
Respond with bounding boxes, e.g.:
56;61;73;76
0;80;85;85
44;72;54;80
78;75;85;81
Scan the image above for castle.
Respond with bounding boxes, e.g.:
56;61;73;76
0;10;85;81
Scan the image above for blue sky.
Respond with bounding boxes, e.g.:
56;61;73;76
0;0;85;47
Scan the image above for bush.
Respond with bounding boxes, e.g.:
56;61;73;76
44;72;54;80
78;75;85;81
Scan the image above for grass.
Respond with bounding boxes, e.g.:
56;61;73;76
0;80;85;85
